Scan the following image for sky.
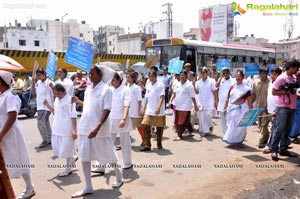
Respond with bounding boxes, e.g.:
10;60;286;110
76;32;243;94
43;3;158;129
0;0;299;43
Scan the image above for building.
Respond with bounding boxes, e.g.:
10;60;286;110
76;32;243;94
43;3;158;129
94;25;125;54
4;28;49;51
0;20;49;50
183;28;199;40
276;37;300;61
143;21;183;39
79;21;93;43
27;18;93;51
116;33;153;55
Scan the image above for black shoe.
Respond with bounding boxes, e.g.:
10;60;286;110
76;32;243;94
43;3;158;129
140;146;151;151
279;151;297;157
271;152;278;161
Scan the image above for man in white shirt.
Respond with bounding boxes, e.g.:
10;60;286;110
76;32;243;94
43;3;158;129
215;67;235;134
193;67;218;136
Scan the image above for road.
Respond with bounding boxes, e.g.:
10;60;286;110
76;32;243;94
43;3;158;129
11;110;300;199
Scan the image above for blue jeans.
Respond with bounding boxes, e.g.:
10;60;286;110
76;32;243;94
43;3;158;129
270;107;295;153
21;90;31;108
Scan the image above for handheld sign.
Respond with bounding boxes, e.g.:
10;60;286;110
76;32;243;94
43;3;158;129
32;60;39;79
245;63;259;76
217;59;231;72
168;57;184;74
45;51;58;80
125;59;130;72
144;54;159;68
237;108;263;127
64;37;95;72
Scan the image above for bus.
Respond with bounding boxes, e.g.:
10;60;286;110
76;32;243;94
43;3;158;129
145;38;276;74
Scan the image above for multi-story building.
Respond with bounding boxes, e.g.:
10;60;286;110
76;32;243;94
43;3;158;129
116;33;153;55
94;25;125;54
144;21;183;39
276;37;300;61
0;20;49;50
26;18;93;51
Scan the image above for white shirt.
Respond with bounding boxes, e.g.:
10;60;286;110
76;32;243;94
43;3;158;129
267;81;277;114
0;89;21;118
110;84;131;119
52;95;77;136
128;84;143;118
35;79;54;111
56;78;74;96
173;81;195;111
171;79;180;105
145;81;165;116
195;77;217;110
217;77;235;112
78;81;112;137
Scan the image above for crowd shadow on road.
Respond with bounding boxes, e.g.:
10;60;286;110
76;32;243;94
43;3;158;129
242;154;269;162
225;143;260;153
34;144;52;153
82;188;122;199
200;134;222;142
47;171;82;191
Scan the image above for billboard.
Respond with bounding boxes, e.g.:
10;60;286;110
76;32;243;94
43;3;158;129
199;4;233;43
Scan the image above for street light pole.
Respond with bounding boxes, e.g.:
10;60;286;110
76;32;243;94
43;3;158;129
61;13;68;52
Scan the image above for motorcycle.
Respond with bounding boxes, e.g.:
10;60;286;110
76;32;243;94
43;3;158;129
18;94;37;118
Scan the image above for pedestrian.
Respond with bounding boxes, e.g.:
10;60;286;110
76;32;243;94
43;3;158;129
289;70;300;142
252;66;271;148
192;67;218;136
110;72;133;169
162;67;172;107
21;72;32;109
140;70;165;151
270;60;300;161
215;67;235;134
43;83;78;177
167;70;199;140
31;68;54;148
126;72;145;147
56;67;74;97
71;65;123;198
223;70;253;147
0;70;35;199
263;67;282;154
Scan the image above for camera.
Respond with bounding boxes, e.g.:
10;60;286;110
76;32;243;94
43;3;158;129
279;81;300;94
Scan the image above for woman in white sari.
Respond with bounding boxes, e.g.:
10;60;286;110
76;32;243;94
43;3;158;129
223;70;253;147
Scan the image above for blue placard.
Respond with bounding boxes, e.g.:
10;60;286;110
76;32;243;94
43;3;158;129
245;63;259;76
237;108;263;127
64;37;95;72
45;51;58;80
168;58;184;74
217;59;231;72
267;64;277;75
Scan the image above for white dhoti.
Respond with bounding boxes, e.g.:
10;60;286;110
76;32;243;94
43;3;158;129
197;109;213;134
219;112;227;134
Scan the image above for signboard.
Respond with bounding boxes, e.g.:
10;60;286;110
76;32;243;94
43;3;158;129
64;37;95;72
125;59;130;72
217;59;231;71
199;4;228;43
237;108;263;127
45;51;58;80
267;64;277;75
144;54;159;68
245;63;259;76
168;58;184;74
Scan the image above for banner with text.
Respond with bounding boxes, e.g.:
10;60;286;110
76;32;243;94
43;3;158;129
64;37;95;72
45;51;58;80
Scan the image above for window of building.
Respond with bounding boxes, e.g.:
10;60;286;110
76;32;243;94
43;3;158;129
80;33;83;37
5;42;8;48
34;40;40;47
19;40;26;46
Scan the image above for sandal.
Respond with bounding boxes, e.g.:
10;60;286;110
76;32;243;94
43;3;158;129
174;137;181;141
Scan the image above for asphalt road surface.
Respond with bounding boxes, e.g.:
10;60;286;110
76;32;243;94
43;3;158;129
11;110;300;199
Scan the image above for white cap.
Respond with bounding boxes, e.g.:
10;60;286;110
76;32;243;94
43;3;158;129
0;70;13;85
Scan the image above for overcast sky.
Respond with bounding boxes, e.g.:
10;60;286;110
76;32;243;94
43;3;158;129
0;0;299;42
